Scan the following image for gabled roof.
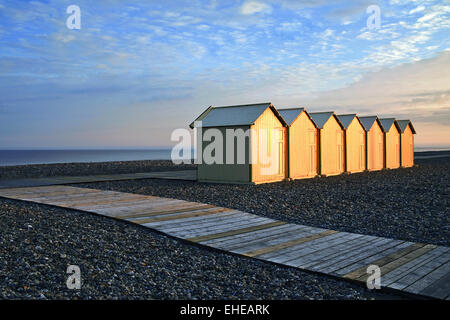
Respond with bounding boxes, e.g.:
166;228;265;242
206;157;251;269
379;118;400;133
189;102;287;128
359;116;379;132
337;114;359;129
309;112;343;129
277;108;316;127
397;120;416;134
278;108;304;126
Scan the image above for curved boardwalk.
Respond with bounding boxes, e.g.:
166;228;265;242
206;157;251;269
0;185;448;300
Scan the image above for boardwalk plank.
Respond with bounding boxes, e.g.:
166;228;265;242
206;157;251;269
120;205;215;219
113;203;213;218
354;244;437;283
313;238;401;274
335;241;412;276
55;194;154;207
382;247;449;286
174;219;277;240
206;225;303;249
68;197;173;211
227;226;319;254
19;189;107;201
159;214;267;235
293;234;372;268
265;232;358;264
173;217;274;239
418;272;450;300
343;243;427;280
404;261;450;295
244;230;339;258
287;234;368;268
383;251;449;291
134;208;236;224
89;199;189;215
188;221;289;243
142;211;241;229
149;210;249;229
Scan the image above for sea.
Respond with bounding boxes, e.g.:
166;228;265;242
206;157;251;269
0;146;447;166
0;148;193;166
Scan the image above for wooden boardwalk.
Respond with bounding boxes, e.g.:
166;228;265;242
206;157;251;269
0;185;448;300
0;170;196;189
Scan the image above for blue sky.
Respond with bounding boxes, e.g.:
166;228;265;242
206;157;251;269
0;0;449;148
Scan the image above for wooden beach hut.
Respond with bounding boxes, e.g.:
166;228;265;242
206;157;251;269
189;103;288;184
380;118;401;169
397;120;416;168
337;114;366;173
278;108;318;180
359;116;384;171
309;112;345;176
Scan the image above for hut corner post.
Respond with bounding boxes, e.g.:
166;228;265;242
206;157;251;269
365;130;369;171
400;131;403;167
286;127;291;181
344;130;348;173
317;129;322;176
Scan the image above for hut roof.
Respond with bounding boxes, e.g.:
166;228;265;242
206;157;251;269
379;118;400;132
359;116;379;131
189;102;287;128
337;114;359;129
278;108;314;127
397;120;417;134
309;112;342;129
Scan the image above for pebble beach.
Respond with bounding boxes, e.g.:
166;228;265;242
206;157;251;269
0;154;448;299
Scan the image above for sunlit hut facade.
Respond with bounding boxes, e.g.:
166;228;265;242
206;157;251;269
359;116;385;171
190;103;288;184
278;108;318;180
309;112;345;176
397;120;416;168
337;114;366;173
380;118;401;169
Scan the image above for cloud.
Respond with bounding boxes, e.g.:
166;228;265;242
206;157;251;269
52;33;76;43
356;31;377;40
196;24;210;31
276;22;303;32
409;6;425;15
240;1;272;15
302;51;450;145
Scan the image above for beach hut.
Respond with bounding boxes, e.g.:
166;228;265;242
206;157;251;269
397;120;416;168
337;114;366;173
189;103;288;184
278;108;318;179
359;116;385;171
309;112;345;176
380;118;401;169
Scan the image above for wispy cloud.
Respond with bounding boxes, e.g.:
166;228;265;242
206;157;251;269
240;1;272;15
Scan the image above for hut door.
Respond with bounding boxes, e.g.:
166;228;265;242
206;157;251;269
377;135;383;168
308;130;316;175
337;131;343;172
395;141;400;165
275;128;285;176
359;133;365;170
410;137;413;161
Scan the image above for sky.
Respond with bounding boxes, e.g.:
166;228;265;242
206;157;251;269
0;0;449;148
